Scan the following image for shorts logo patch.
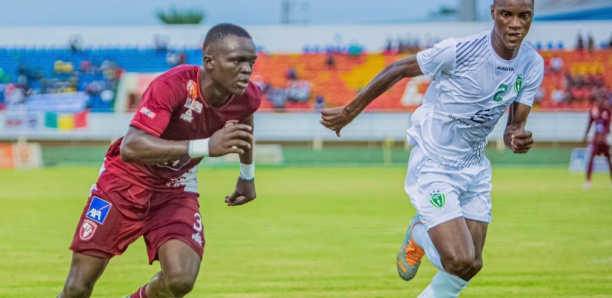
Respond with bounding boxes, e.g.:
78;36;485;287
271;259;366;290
430;190;446;209
79;219;98;241
86;197;112;224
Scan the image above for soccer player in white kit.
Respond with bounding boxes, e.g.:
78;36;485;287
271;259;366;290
320;0;543;297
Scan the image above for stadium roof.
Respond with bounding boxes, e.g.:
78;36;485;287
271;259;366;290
534;0;612;20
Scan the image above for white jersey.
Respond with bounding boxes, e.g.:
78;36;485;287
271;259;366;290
407;30;544;168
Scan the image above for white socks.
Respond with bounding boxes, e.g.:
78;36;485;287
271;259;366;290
418;271;469;298
412;223;445;272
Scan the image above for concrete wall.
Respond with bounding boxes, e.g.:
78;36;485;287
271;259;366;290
0;111;593;142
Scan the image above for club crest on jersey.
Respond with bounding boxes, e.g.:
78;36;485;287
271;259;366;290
514;74;524;93
430;190;446;209
86;197;112;224
79;219;98;241
187;80;198;100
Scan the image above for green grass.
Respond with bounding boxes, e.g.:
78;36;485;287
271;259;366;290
0;167;611;298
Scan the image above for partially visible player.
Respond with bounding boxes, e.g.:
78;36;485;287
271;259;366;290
321;0;542;297
583;96;612;190
58;23;261;298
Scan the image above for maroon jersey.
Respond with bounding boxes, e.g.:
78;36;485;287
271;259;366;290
589;105;611;138
103;65;261;193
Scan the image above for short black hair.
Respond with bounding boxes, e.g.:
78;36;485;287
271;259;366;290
494;0;534;7
202;23;252;53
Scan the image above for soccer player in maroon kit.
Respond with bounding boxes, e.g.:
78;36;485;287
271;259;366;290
583;96;612;190
58;24;261;298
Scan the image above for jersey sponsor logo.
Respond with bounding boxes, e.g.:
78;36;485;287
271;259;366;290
514;74;524;93
429;190;446;209
86;197;112;224
493;84;508;102
139;107;156;119
79;219;98;241
497;66;514;71
184;98;203;114
181;108;194;122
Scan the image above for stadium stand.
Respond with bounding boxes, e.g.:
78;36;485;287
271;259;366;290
0;46;610;113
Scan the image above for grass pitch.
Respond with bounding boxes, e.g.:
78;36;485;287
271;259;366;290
0;167;611;298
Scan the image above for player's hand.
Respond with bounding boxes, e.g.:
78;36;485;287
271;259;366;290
511;130;533;154
225;177;256;206
320;106;355;137
208;124;253;157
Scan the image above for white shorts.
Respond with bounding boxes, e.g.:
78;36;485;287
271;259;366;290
404;146;493;230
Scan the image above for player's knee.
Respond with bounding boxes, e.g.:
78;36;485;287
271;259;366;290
62;281;94;298
443;254;476;277
164;271;197;297
472;258;484;274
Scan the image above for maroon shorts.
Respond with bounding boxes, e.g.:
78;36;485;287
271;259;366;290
69;170;204;264
591;141;611;156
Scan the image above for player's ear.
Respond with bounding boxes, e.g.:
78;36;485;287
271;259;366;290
203;55;214;70
490;4;495;20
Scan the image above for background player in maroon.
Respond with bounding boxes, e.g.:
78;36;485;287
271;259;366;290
58;24;261;298
583;96;612;190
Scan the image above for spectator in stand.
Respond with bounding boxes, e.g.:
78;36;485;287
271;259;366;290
69;35;83;53
384;35;394;53
608;33;612;49
325;52;335;70
153;34;169;53
576;31;585;51
550;56;563;73
166;52;182;67
348;40;363;57
287;67;298;80
313;95;326;112
551;88;566;103
587;33;595;53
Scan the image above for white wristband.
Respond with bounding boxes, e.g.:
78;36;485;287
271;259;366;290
240;163;255;181
188;139;210;158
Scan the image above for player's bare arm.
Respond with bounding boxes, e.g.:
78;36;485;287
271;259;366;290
320;55;423;136
504;102;533;153
583;113;593;143
121;124;253;164
226;115;257;206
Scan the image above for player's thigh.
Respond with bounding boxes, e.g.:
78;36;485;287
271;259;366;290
144;192;204;264
465;219;488;259
158;239;202;284
428;217;475;263
63;253;109;290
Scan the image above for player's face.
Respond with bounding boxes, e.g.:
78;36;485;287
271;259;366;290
491;0;534;52
208;36;257;95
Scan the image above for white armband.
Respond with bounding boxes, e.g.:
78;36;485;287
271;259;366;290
188;139;209;158
240;163;255;181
